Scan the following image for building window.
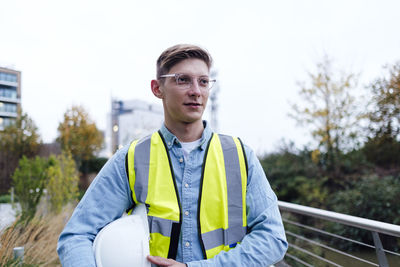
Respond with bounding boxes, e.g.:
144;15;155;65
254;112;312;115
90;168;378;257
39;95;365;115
0;85;18;99
0;117;16;128
0;102;17;113
0;72;18;83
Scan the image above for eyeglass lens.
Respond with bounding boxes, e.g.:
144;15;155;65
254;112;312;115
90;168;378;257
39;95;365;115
175;74;214;89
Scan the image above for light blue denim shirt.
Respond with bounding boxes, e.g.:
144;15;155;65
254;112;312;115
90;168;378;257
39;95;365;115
57;122;287;266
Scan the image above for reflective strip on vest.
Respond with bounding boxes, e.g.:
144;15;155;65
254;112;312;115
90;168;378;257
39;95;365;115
199;134;247;258
127;132;181;259
147;216;177;237
127;132;247;260
201;226;247;250
133;135;151;203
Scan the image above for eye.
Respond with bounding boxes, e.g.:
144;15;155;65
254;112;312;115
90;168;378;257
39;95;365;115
199;78;210;87
176;75;191;85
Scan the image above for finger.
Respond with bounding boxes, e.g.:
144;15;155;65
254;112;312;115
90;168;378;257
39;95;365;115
147;255;174;266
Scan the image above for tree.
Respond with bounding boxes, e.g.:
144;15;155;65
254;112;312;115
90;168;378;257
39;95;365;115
0;110;41;194
363;62;400;167
12;156;51;219
57;105;103;168
290;57;359;177
367;62;400;137
47;151;79;213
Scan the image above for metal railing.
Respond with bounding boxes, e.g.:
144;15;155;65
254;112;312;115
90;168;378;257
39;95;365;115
278;201;400;267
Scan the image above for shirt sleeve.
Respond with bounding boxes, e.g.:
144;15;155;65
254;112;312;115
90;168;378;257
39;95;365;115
187;144;288;267
57;146;133;267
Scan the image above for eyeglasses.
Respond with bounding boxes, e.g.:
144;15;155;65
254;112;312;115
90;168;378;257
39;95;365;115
160;73;216;90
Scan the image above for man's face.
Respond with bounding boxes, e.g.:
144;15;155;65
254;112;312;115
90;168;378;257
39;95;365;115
156;58;210;126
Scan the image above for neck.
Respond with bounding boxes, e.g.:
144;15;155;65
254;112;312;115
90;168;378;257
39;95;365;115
164;120;204;142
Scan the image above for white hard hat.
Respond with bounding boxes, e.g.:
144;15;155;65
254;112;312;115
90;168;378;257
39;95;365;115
93;204;151;267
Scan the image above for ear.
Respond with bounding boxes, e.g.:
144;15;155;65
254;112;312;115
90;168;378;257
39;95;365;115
151;79;164;99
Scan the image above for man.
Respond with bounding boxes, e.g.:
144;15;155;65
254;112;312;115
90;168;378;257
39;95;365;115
57;44;287;266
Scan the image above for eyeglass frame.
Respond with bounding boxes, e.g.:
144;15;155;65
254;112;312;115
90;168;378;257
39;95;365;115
159;73;216;90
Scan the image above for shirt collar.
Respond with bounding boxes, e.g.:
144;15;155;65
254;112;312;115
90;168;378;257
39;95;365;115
159;120;213;151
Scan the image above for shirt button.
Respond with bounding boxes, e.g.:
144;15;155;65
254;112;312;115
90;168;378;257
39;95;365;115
179;157;183;163
184;183;189;188
168;142;171;146
185;242;190;247
184;211;189;216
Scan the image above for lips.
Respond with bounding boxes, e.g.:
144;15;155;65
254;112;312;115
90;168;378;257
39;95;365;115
184;103;202;107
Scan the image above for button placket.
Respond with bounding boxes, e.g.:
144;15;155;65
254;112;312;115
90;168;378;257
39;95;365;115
181;153;193;257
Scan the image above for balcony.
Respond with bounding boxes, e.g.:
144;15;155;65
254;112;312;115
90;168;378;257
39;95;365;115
0;111;18;118
0;80;18;87
0;96;20;104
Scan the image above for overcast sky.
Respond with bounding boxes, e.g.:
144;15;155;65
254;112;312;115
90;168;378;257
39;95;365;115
1;0;399;155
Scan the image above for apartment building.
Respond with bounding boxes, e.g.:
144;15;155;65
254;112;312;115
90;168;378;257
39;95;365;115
0;67;21;130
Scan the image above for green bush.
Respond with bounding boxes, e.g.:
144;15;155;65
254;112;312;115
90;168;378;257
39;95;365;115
329;175;400;251
340;148;371;175
261;147;317;183
80;157;108;174
363;135;400;168
12;156;51;220
11;152;80;219
331;175;400;224
0;194;11;203
260;145;328;207
46;152;79;213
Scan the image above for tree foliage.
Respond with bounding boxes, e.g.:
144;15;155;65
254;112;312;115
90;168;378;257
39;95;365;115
260;142;329;208
366;62;400;138
363;62;400;167
11;152;80;219
80;157;108;174
57;105;103;167
329;175;400;250
263;59;400;254
0;110;41;194
46;151;79;213
290;57;359;176
12;156;51;219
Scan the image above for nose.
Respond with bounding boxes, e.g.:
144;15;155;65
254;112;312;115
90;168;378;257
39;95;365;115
188;80;202;96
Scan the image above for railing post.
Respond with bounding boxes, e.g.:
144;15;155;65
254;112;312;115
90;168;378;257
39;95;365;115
13;246;24;266
371;231;389;267
11;187;15;208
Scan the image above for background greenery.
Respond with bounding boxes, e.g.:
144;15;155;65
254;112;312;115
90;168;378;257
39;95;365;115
261;60;400;256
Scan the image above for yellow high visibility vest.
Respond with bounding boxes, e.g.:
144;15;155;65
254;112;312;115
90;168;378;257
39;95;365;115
126;131;248;259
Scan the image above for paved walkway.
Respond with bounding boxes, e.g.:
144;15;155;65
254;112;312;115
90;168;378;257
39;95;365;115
0;203;18;232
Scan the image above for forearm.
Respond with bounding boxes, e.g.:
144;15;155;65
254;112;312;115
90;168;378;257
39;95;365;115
58;237;97;267
57;147;132;266
187;203;287;267
57;204;99;267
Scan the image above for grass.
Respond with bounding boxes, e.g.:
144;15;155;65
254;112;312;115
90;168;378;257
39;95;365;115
0;204;73;266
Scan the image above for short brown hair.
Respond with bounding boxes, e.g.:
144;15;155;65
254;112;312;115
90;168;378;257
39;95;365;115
156;44;213;79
